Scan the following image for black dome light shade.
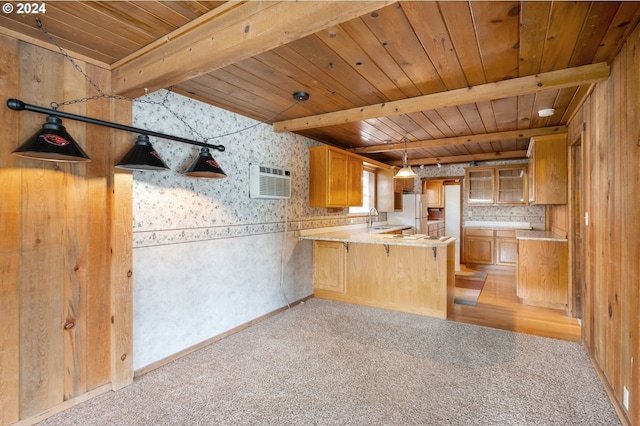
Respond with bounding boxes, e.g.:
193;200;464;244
115;134;169;171
183;147;227;178
12;115;91;162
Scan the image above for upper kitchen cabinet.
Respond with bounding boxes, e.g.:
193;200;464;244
309;146;363;208
394;172;415;193
465;165;527;206
376;167;395;212
424;179;444;208
527;135;568;204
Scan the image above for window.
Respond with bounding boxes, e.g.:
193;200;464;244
349;169;375;214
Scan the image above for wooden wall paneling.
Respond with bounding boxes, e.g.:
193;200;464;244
624;24;640;423
0;34;21;426
84;65;113;391
109;101;134;390
61;57;90;401
575;23;640;424
18;42;67;418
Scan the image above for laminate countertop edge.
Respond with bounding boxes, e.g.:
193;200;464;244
515;230;568;242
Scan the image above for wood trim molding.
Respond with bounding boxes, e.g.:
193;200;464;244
273;63;610;133
388;150;529;167
350;127;567;154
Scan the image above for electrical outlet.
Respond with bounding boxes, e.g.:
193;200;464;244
624;386;630;410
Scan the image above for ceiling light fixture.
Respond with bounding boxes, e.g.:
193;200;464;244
115;135;170;171
394;137;418;179
183;147;227;178
7;98;226;174
538;108;555;117
12;114;90;162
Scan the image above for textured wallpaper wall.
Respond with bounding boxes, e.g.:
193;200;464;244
130;90;360;369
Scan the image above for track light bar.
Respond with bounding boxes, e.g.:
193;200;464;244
6;98;225;152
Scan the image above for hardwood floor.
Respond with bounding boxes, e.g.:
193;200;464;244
448;265;582;342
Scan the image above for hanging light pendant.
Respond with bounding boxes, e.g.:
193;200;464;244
12;115;91;162
394;137;418;179
183;147;227;178
115;134;169;171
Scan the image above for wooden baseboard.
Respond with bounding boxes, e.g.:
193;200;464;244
585;343;631;426
134;295;314;378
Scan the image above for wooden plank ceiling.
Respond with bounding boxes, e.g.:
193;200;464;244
2;1;639;166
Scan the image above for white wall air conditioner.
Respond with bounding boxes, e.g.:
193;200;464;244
249;164;291;199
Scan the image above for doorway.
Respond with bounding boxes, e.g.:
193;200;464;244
444;182;461;271
570;140;584;318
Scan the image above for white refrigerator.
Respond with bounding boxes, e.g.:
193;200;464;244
387;194;430;234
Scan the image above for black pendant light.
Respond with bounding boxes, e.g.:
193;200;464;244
12;115;91;162
183;147;227;178
115;134;169;171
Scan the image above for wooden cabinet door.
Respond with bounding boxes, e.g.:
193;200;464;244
528;134;568;204
347;156;363;207
376;168;395;212
517;239;568;308
424;180;444;207
313;240;345;294
466;168;495;204
496;166;527;205
327;150;348;207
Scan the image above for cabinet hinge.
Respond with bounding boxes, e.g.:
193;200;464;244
432;247;437;261
383;244;390;256
344;242;349;253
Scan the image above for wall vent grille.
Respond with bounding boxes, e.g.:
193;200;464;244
249;164;291;199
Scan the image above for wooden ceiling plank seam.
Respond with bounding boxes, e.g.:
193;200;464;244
112;1;396;97
316;24;409;102
592;2;640;64
491;97;519;132
516;93;536;131
438;1;487;86
518;1;551;77
21;8;141;58
349;126;566;154
58;2;162;45
361;2;447;96
307;32;396;102
540;1;592;72
85;1;178;36
470;1;521;82
287;35;388;106
267;45;379;112
475;100;498;134
339;17;423;98
131;2;193;28
458;103;488;135
273;62;610;133
432;106;473;138
401;1;469;90
403;112;446;140
0;17;119;65
568;2;621;68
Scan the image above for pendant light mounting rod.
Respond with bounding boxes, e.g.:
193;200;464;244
7;98;225;152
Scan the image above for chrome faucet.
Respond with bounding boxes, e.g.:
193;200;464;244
368;207;379;228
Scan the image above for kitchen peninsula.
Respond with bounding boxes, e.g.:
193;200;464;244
301;227;455;318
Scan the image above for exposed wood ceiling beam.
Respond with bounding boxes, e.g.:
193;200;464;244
111;1;394;97
350;127;567;154
273;63;609;133
388;150;529;167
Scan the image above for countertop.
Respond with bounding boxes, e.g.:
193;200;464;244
299;225;455;247
516;230;568;242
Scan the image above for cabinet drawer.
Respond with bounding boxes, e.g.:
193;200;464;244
495;229;516;238
465;228;494;237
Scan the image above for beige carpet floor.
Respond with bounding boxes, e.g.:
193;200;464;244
39;298;619;425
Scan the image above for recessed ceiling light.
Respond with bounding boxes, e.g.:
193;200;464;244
538;108;555;117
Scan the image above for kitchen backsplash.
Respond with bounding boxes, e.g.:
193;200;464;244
411;161;545;229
